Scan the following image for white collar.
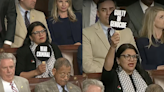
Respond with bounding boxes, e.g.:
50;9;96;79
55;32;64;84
56;83;68;92
140;0;154;13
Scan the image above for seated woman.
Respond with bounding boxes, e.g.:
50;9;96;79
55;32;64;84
47;0;82;45
15;21;62;79
136;6;164;70
101;43;152;92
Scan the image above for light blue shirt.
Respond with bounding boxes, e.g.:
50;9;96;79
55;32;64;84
56;83;69;92
100;22;115;38
18;3;30;21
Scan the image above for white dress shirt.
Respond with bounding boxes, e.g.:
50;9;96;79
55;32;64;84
140;0;154;13
18;3;30;21
1;78;19;92
89;1;97;26
100;22;115;38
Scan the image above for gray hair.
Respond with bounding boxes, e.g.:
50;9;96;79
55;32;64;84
145;84;164;92
54;58;71;70
82;79;104;92
0;53;16;66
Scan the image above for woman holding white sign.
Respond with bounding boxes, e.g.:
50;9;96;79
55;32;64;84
15;21;62;79
136;6;164;70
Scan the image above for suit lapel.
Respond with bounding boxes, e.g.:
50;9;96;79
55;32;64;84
134;1;144;27
66;83;74;92
0;78;4;92
16;5;27;35
95;21;110;50
51;78;60;92
83;1;91;28
14;76;22;91
30;9;35;23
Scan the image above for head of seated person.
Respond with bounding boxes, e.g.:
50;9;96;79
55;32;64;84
52;57;71;86
51;0;77;22
19;0;36;10
114;44;141;75
97;0;116;27
140;6;164;47
145;84;164;92
141;0;154;7
27;21;49;45
82;79;104;92
0;53;16;83
35;57;81;92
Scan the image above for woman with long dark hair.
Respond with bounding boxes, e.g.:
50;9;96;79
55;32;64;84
101;43;152;92
15;21;62;79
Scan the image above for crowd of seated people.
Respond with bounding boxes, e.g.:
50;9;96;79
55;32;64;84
83;0;136;73
1;0;164;92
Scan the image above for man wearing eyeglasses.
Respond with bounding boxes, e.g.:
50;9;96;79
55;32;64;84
35;58;81;92
11;0;52;48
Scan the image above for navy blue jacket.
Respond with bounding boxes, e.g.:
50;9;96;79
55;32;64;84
136;37;164;70
47;12;82;45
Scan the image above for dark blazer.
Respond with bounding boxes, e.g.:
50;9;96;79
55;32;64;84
126;1;164;37
101;68;152;92
136;37;164;70
0;0;16;47
15;44;62;76
47;12;82;45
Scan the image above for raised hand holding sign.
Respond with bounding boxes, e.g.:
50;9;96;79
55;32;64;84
108;9;129;48
109;9;130;30
35;43;52;76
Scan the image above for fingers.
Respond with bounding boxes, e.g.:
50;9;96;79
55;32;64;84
38;64;46;73
111;32;120;47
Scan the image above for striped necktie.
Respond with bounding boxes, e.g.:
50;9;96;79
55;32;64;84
108;28;112;44
62;86;67;92
25;11;30;28
10;82;18;92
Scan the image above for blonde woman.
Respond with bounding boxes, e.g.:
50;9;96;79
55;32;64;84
136;6;164;70
47;0;82;45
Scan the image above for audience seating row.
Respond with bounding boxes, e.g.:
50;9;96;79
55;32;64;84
28;73;102;92
0;45;81;75
28;70;164;92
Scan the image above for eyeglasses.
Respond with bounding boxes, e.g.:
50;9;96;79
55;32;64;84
32;29;46;35
59;72;71;78
120;54;139;61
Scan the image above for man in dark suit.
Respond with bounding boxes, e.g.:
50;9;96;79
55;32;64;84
35;58;81;92
0;0;17;48
126;0;164;37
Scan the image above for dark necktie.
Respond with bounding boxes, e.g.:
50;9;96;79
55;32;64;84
0;17;2;32
62;86;67;92
108;28;112;44
10;82;18;92
25;11;30;28
95;15;99;23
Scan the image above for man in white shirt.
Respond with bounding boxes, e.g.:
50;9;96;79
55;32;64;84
35;58;81;92
126;0;164;37
11;0;51;48
83;0;99;28
0;53;30;92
